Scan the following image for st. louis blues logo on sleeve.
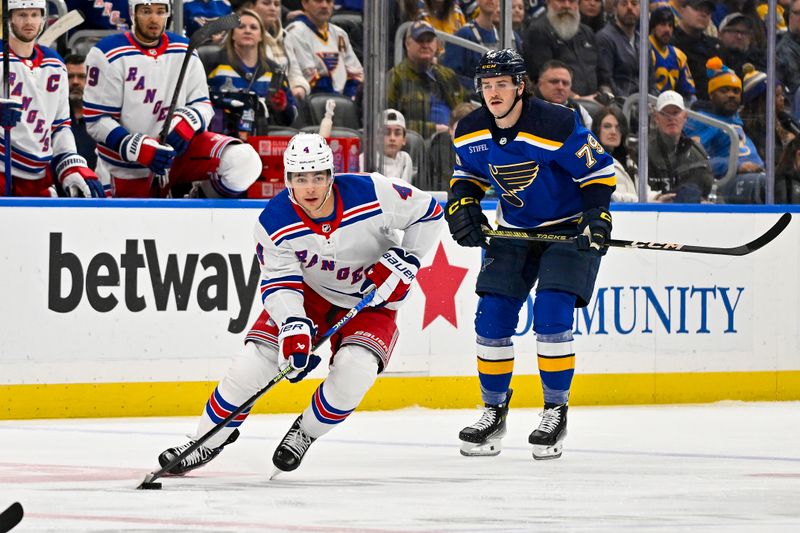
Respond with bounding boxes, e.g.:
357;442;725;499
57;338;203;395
489;161;540;208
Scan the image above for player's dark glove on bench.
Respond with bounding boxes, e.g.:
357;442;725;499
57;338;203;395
446;197;489;248
576;207;612;256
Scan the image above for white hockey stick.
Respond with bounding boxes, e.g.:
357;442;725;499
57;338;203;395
38;10;84;48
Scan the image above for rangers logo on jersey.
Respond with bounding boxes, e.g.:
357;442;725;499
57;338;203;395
489;161;539;208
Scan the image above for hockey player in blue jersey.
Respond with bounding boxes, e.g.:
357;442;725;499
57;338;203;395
446;49;615;460
156;133;443;476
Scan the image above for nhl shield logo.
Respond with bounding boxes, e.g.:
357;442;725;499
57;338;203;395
489;161;540;208
322;223;332;233
499;137;507;145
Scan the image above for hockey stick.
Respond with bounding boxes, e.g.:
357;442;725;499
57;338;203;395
136;289;376;490
2;0;11;196
151;12;240;191
482;212;792;256
38;10;84;47
0;502;23;533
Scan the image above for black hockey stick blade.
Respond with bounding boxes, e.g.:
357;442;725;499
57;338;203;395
0;502;23;533
189;12;240;48
483;212;791;256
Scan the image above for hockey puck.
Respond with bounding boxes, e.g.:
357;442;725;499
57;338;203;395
137;482;162;490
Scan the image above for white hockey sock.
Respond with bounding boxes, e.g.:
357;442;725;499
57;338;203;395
301;345;379;439
195;341;280;448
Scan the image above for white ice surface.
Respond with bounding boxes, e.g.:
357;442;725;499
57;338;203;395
1;402;800;532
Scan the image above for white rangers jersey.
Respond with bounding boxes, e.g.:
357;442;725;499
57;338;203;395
82;31;213;178
0;42;79;181
254;172;444;327
283;16;363;96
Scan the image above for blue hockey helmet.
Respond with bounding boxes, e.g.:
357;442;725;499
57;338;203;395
474;48;527;93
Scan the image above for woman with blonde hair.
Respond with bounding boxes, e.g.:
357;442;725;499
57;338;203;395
206;8;298;137
248;0;311;101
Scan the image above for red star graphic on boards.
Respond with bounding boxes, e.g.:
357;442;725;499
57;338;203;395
416;242;469;329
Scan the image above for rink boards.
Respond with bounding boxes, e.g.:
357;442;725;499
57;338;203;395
0;200;798;419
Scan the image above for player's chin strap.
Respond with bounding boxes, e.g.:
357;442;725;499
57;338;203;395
488;90;524;121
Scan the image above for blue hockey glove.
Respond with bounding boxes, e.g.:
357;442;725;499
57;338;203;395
0;97;22;128
278;317;321;383
120;133;175;175
445;197;489;248
576;207;612;256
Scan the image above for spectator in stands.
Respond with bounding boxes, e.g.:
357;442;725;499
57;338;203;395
648;90;714;202
284;0;363;98
649;6;697;104
775;136;800;203
184;0;233;38
596;0;654;98
65;54;98;174
534;60;594;128
718;12;766;78
777;0;800;108
490;0;529;33
387;20;466;138
740;64;796;164
359;109;414;183
442;0;523;91
427;101;479;190
591;106;640;201
206;9;298;137
671;0;722;100
417;0;468;54
686;58;767;202
579;0;606;33
239;0;311;101
523;0;612;99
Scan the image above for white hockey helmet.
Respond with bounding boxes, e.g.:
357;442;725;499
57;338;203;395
284;132;335;207
7;0;46;11
129;0;171;18
284;133;335;183
7;0;47;39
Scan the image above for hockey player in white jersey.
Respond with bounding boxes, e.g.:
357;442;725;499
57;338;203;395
283;0;363;97
157;133;443;475
0;0;103;197
82;0;262;198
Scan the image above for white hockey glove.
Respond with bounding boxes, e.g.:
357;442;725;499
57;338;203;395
360;247;420;307
56;154;104;198
166;106;204;156
278;317;321;383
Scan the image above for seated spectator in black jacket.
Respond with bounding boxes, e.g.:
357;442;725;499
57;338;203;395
718;12;766;79
523;0;612;98
648;90;714;203
670;0;722;100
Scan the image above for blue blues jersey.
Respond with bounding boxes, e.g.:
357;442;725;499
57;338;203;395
451;98;616;228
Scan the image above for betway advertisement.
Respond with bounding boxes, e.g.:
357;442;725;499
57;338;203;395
0;204;797;385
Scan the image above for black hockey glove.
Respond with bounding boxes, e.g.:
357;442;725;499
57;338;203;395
445;197;489;248
576;207;612;256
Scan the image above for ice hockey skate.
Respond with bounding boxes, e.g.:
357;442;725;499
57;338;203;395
529;403;567;460
459;389;513;456
271;416;316;477
157;429;240;476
